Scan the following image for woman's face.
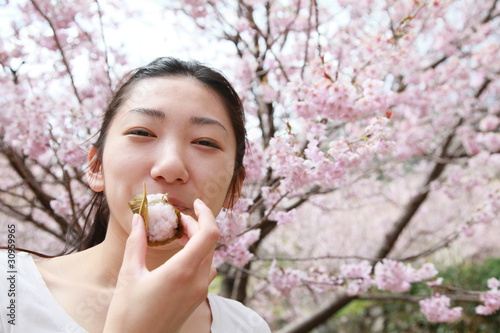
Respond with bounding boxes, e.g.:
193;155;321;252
100;77;238;236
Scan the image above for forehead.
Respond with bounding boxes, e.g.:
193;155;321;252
119;76;234;129
126;76;221;109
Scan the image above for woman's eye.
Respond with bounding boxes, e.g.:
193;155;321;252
195;139;220;149
126;129;154;137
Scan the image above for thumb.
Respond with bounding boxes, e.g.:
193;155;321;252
120;214;148;280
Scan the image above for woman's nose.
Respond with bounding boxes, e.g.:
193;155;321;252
150;143;189;184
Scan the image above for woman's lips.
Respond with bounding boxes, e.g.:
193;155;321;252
167;197;188;212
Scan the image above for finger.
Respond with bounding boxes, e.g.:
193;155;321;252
174;213;198;247
187;198;220;251
180;199;220;242
121;214;148;275
194;199;220;235
193;198;216;227
180;212;200;238
165;199;220;269
175;208;219;282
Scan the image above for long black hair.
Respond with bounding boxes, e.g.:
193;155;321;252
72;57;247;251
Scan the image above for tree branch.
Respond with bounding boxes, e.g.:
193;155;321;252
358;292;480;303
277;294;355;333
254;254;382;263
300;0;314;79
396;230;461;262
94;0;113;92
373;119;461;261
0;203;63;241
482;0;499;23
0;143;70;234
30;0;82;103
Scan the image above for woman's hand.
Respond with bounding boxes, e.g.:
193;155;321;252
103;198;220;333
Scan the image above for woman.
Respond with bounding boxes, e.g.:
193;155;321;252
0;57;271;332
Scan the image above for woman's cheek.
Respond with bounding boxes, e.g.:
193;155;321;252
197;159;235;210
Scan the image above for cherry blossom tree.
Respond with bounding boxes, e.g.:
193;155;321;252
0;0;134;253
1;0;500;331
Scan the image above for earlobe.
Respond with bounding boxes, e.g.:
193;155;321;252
86;146;105;192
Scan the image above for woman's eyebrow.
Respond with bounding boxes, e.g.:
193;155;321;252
127;107;165;119
190;116;228;134
124;109;227;134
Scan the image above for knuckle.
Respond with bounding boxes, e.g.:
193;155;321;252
175;267;194;282
213;227;221;240
193;280;209;297
210;266;218;281
205;229;220;244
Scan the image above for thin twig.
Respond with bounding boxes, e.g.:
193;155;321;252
30;0;82;103
254;254;382;262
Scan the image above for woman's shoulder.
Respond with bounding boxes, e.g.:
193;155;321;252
0;249;33;269
0;249;49;298
207;293;271;332
0;250;87;333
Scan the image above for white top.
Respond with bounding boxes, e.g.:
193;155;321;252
0;251;271;333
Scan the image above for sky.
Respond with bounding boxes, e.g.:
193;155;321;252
0;0;233;70
105;0;234;69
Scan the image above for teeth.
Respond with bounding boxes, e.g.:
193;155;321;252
128;182;183;246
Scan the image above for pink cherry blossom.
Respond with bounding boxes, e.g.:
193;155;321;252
340;261;374;296
303;266;340;293
487;278;500;289
476;278;500;316
373;260;439;292
244;141;268;182
50;195;73;217
476;133;500;153
460;224;475;237
419;294;463;323
426;278;444;287
413;263;439;282
3;0;500;329
214;229;261;267
341;261;372;280
479;115;500;132
269;209;297;226
268;260;303;296
374;259;412;292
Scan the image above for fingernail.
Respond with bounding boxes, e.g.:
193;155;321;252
194;198;204;208
132;214;140;229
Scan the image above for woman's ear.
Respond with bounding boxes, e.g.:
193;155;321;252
222;173;244;209
86;146;105;192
